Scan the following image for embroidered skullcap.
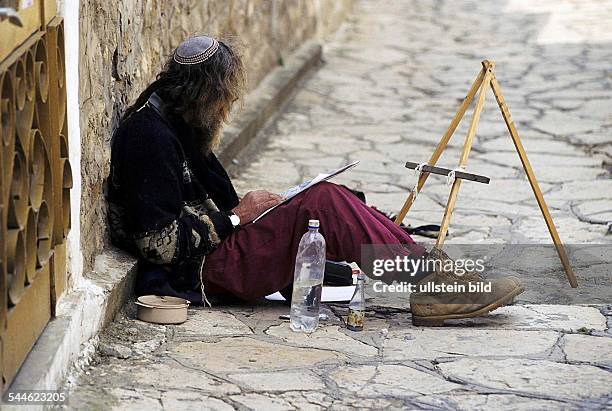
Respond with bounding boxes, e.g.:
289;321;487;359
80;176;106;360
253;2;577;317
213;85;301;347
173;35;220;65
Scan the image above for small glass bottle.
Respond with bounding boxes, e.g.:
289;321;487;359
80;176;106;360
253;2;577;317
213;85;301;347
347;270;366;331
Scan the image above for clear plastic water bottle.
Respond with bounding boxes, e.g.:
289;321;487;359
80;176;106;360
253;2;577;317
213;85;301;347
290;219;326;333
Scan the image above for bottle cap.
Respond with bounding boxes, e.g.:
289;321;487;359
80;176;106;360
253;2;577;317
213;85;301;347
308;219;320;228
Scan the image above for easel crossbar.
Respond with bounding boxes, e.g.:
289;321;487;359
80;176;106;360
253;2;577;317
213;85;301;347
405;162;490;184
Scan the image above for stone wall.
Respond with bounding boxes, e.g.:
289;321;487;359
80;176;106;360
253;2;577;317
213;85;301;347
78;0;351;274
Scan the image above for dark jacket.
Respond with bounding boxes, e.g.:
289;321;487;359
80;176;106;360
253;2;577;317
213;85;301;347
107;93;239;300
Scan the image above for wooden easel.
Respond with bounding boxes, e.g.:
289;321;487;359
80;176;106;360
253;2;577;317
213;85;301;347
395;60;578;288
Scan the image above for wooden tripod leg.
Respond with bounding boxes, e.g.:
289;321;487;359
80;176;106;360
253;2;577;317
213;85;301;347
489;74;578;288
435;179;463;247
394;66;487;225
436;65;493;247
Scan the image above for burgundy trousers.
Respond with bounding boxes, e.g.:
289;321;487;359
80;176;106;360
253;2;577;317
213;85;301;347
203;182;425;301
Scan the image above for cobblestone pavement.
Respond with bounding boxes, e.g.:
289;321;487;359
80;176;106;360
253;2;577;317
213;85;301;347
67;1;612;409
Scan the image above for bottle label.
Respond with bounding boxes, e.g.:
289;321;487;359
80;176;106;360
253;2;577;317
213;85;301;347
347;309;364;330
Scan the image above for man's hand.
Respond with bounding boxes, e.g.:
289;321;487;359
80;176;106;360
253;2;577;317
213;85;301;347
232;190;284;224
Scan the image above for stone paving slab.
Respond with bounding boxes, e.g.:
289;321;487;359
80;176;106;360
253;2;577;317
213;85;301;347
437;304;607;331
382;329;559;361
66;0;611;409
437;358;612;401
227;371;326;393
561;334;612;366
265;323;379;357
167;337;344;374
329;363;462;397
175;310;253;338
415;393;571;411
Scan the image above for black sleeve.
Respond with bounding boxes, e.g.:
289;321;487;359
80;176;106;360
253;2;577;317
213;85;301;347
121;126;232;264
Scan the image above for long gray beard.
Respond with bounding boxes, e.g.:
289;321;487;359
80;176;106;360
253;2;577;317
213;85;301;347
191;117;222;155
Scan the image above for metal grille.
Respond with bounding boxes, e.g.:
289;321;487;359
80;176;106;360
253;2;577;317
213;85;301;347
0;9;70;391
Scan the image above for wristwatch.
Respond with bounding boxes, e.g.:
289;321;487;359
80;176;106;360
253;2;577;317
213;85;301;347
227;211;241;229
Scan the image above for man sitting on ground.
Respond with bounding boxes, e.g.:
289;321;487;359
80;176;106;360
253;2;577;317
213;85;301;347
107;35;524;326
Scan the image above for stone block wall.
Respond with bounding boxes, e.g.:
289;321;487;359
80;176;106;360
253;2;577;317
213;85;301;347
78;0;351;273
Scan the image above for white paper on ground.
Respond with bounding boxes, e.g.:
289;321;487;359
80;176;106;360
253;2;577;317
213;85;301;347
265;286;357;303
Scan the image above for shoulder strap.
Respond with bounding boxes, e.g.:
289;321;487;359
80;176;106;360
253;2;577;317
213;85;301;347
145;92;173;128
145;92;189;162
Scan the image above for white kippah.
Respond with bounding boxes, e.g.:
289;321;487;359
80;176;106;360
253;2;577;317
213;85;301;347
173;36;220;65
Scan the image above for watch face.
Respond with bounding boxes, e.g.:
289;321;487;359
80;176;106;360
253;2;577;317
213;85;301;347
230;214;240;227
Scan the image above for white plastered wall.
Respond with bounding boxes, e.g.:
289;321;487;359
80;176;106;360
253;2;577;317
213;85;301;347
59;0;84;293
